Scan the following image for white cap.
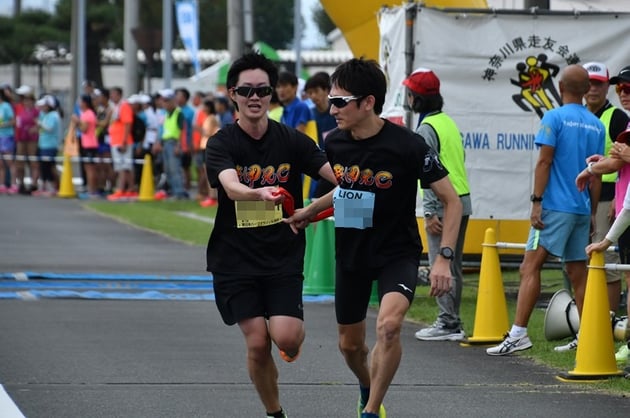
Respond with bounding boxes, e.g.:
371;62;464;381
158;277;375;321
158;88;175;100
582;62;609;82
16;85;34;96
139;94;152;104
127;94;141;104
36;95;56;108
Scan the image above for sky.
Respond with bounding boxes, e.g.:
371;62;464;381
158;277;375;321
1;0;327;48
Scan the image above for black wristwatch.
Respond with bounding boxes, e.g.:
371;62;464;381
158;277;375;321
439;246;454;261
530;194;543;203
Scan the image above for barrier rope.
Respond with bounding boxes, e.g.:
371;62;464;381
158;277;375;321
2;154;146;164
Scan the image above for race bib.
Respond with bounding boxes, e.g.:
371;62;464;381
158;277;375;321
333;188;375;229
235;200;282;228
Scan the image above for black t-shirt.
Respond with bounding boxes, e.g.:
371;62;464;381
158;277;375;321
205;120;328;275
325;119;448;270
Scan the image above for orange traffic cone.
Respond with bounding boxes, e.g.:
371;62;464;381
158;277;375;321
138;154;155;202
57;155;76;198
557;251;624;381
462;228;509;346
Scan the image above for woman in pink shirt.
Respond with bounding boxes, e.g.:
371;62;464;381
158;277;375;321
71;95;99;198
14;86;39;193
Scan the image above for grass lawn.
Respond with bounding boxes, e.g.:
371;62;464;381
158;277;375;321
84;200;630;393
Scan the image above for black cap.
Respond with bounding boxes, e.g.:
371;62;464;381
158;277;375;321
609;65;630;85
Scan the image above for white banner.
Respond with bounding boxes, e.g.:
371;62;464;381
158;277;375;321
380;7;630;220
176;0;201;76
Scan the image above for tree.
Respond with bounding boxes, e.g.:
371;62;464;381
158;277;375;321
312;1;336;45
0;10;66;65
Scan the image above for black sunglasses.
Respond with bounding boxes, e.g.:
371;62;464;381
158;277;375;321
232;86;273;98
328;95;363;108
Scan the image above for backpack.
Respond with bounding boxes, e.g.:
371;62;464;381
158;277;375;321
131;114;146;144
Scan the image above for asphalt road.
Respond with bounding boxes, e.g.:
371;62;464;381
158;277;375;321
0;195;629;418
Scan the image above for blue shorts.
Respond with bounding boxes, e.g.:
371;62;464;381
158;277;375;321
0;135;15;154
525;209;589;262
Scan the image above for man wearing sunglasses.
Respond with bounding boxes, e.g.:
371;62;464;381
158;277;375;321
577;64;630;365
581;62;629;324
286;58;462;418
204;52;336;418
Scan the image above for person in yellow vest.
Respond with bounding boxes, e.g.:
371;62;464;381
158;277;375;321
153;89;187;200
582;62;628;315
403;68;472;342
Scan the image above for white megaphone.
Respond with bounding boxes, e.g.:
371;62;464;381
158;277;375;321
613;316;630;342
544;289;580;341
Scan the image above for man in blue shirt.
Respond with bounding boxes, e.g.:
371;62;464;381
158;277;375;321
276;71;312;133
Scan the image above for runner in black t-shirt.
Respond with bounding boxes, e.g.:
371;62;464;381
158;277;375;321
205;53;336;418
286;58;463;418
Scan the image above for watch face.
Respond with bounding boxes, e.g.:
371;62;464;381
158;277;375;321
440;247;454;260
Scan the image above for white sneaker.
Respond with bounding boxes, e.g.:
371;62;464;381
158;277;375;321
414;321;466;341
486;334;533;356
554;338;578;352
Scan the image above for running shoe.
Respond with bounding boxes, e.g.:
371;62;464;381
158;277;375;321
414;320;466;341
279;346;301;363
357;396;386;418
554;338;578;352
486;333;533;356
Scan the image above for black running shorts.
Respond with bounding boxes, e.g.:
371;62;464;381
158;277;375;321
213;272;304;326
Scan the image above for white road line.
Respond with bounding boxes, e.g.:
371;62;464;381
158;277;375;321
0;385;26;418
175;211;215;224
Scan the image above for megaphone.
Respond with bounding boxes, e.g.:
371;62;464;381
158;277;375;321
544;289;580;341
613;316;630;342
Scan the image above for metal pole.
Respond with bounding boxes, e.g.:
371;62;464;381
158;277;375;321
228;0;244;62
77;0;85;90
293;0;302;78
12;0;21;89
70;0;78;108
163;0;173;88
404;1;416;129
124;0;139;95
243;0;253;50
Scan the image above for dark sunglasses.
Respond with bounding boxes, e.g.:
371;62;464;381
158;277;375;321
232;86;273;98
328;95;363;108
616;84;630;95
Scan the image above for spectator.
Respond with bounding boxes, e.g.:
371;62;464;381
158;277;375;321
72;94;100;198
403;68;472;342
304;71;338;198
106;87;135;201
153;89;187;200
582;62;629;312
198;99;220;207
276;71;312;132
94;88;115;195
0;88;16;193
33;95;61;196
214;94;234;128
176;88;194;191
487;65;604;356
14;85;39;194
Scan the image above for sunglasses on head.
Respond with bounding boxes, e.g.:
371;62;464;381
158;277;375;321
616;84;630;95
328;95;363;108
232;86;273;98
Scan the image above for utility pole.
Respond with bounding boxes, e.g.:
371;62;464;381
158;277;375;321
293;0;302;78
163;0;173;88
12;0;22;88
124;0;139;95
228;0;244;62
70;0;86;108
